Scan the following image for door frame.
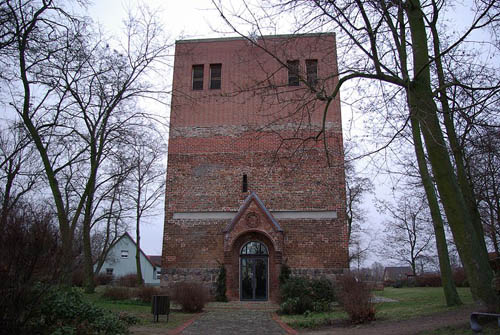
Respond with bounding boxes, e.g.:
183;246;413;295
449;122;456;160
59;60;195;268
239;240;269;301
239;255;269;301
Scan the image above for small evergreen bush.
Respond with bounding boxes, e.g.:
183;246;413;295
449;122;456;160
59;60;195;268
280;277;335;314
172;282;208;312
29;286;136;334
338;275;375;324
279;264;291;284
215;264;228;302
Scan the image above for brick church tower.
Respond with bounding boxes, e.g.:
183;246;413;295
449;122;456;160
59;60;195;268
162;33;348;301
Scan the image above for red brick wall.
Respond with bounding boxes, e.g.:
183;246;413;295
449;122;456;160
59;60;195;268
162;34;348;301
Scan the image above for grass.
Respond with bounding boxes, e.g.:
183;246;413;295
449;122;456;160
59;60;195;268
417;322;499;335
83;288;195;330
280;287;475;329
279;309;348;329
375;287;474;321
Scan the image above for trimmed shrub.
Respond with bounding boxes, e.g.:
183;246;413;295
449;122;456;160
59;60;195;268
172;282;208;313
453;268;469;287
279;277;335;314
338;275;375;324
136;286;160;303
102;286;131;300
416;274;442;287
117;273;140;287
95;273;114;286
215;264;228;302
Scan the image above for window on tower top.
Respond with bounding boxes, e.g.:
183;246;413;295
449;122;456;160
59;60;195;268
306;59;318;86
192;64;204;90
210;64;222;89
287;60;300;86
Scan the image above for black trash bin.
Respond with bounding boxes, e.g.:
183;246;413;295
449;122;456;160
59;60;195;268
151;295;170;322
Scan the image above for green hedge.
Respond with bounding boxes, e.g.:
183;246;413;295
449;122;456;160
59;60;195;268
280;277;336;314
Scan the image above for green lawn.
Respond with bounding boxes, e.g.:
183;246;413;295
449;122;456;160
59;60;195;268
376;287;474;320
83;291;195;330
280;287;475;329
418;323;499;335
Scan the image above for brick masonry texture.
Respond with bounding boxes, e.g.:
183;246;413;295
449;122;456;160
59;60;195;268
162;34;348;302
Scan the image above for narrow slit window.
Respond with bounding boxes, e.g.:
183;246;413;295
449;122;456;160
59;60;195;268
242;174;248;193
192;64;204;90
306;59;318;86
210;63;222;89
287;60;300;86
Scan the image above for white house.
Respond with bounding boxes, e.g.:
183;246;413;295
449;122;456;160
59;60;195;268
97;232;162;286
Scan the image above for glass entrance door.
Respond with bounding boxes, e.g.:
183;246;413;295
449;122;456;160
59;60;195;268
240;257;268;300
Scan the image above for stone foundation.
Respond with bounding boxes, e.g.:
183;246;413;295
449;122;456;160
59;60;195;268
290;267;348;281
161;267;219;295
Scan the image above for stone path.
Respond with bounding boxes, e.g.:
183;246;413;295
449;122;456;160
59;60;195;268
180;310;288;334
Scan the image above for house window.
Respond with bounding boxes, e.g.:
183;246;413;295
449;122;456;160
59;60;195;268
306;59;318;86
156;270;161;280
192;64;204;90
287;60;299;86
210;64;222;89
121;250;128;258
106;268;113;275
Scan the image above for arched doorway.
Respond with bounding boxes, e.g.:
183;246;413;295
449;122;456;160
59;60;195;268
240;241;268;300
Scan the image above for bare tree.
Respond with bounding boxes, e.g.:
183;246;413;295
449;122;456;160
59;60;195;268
124;126;166;286
0;123;41;227
467;129;500;254
92;168;130;276
378;194;435;276
212;0;500;309
3;0;170;290
345;152;374;268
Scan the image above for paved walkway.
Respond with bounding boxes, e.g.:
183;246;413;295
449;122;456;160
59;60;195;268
180;310;288;334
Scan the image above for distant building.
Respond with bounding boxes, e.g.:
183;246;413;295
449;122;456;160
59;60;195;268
383;266;414;283
162;33;348;301
97;232;162;286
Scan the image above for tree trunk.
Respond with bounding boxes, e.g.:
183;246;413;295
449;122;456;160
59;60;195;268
82;184;96;293
406;0;497;310
135;218;144;286
410;115;462;306
428;13;488;257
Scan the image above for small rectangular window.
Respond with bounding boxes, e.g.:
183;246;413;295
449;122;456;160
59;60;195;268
192;65;204;90
210;64;222;89
242;174;248;193
156;270;161;280
287;60;299;86
121;250;128;259
106;268;113;275
306;59;318;86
